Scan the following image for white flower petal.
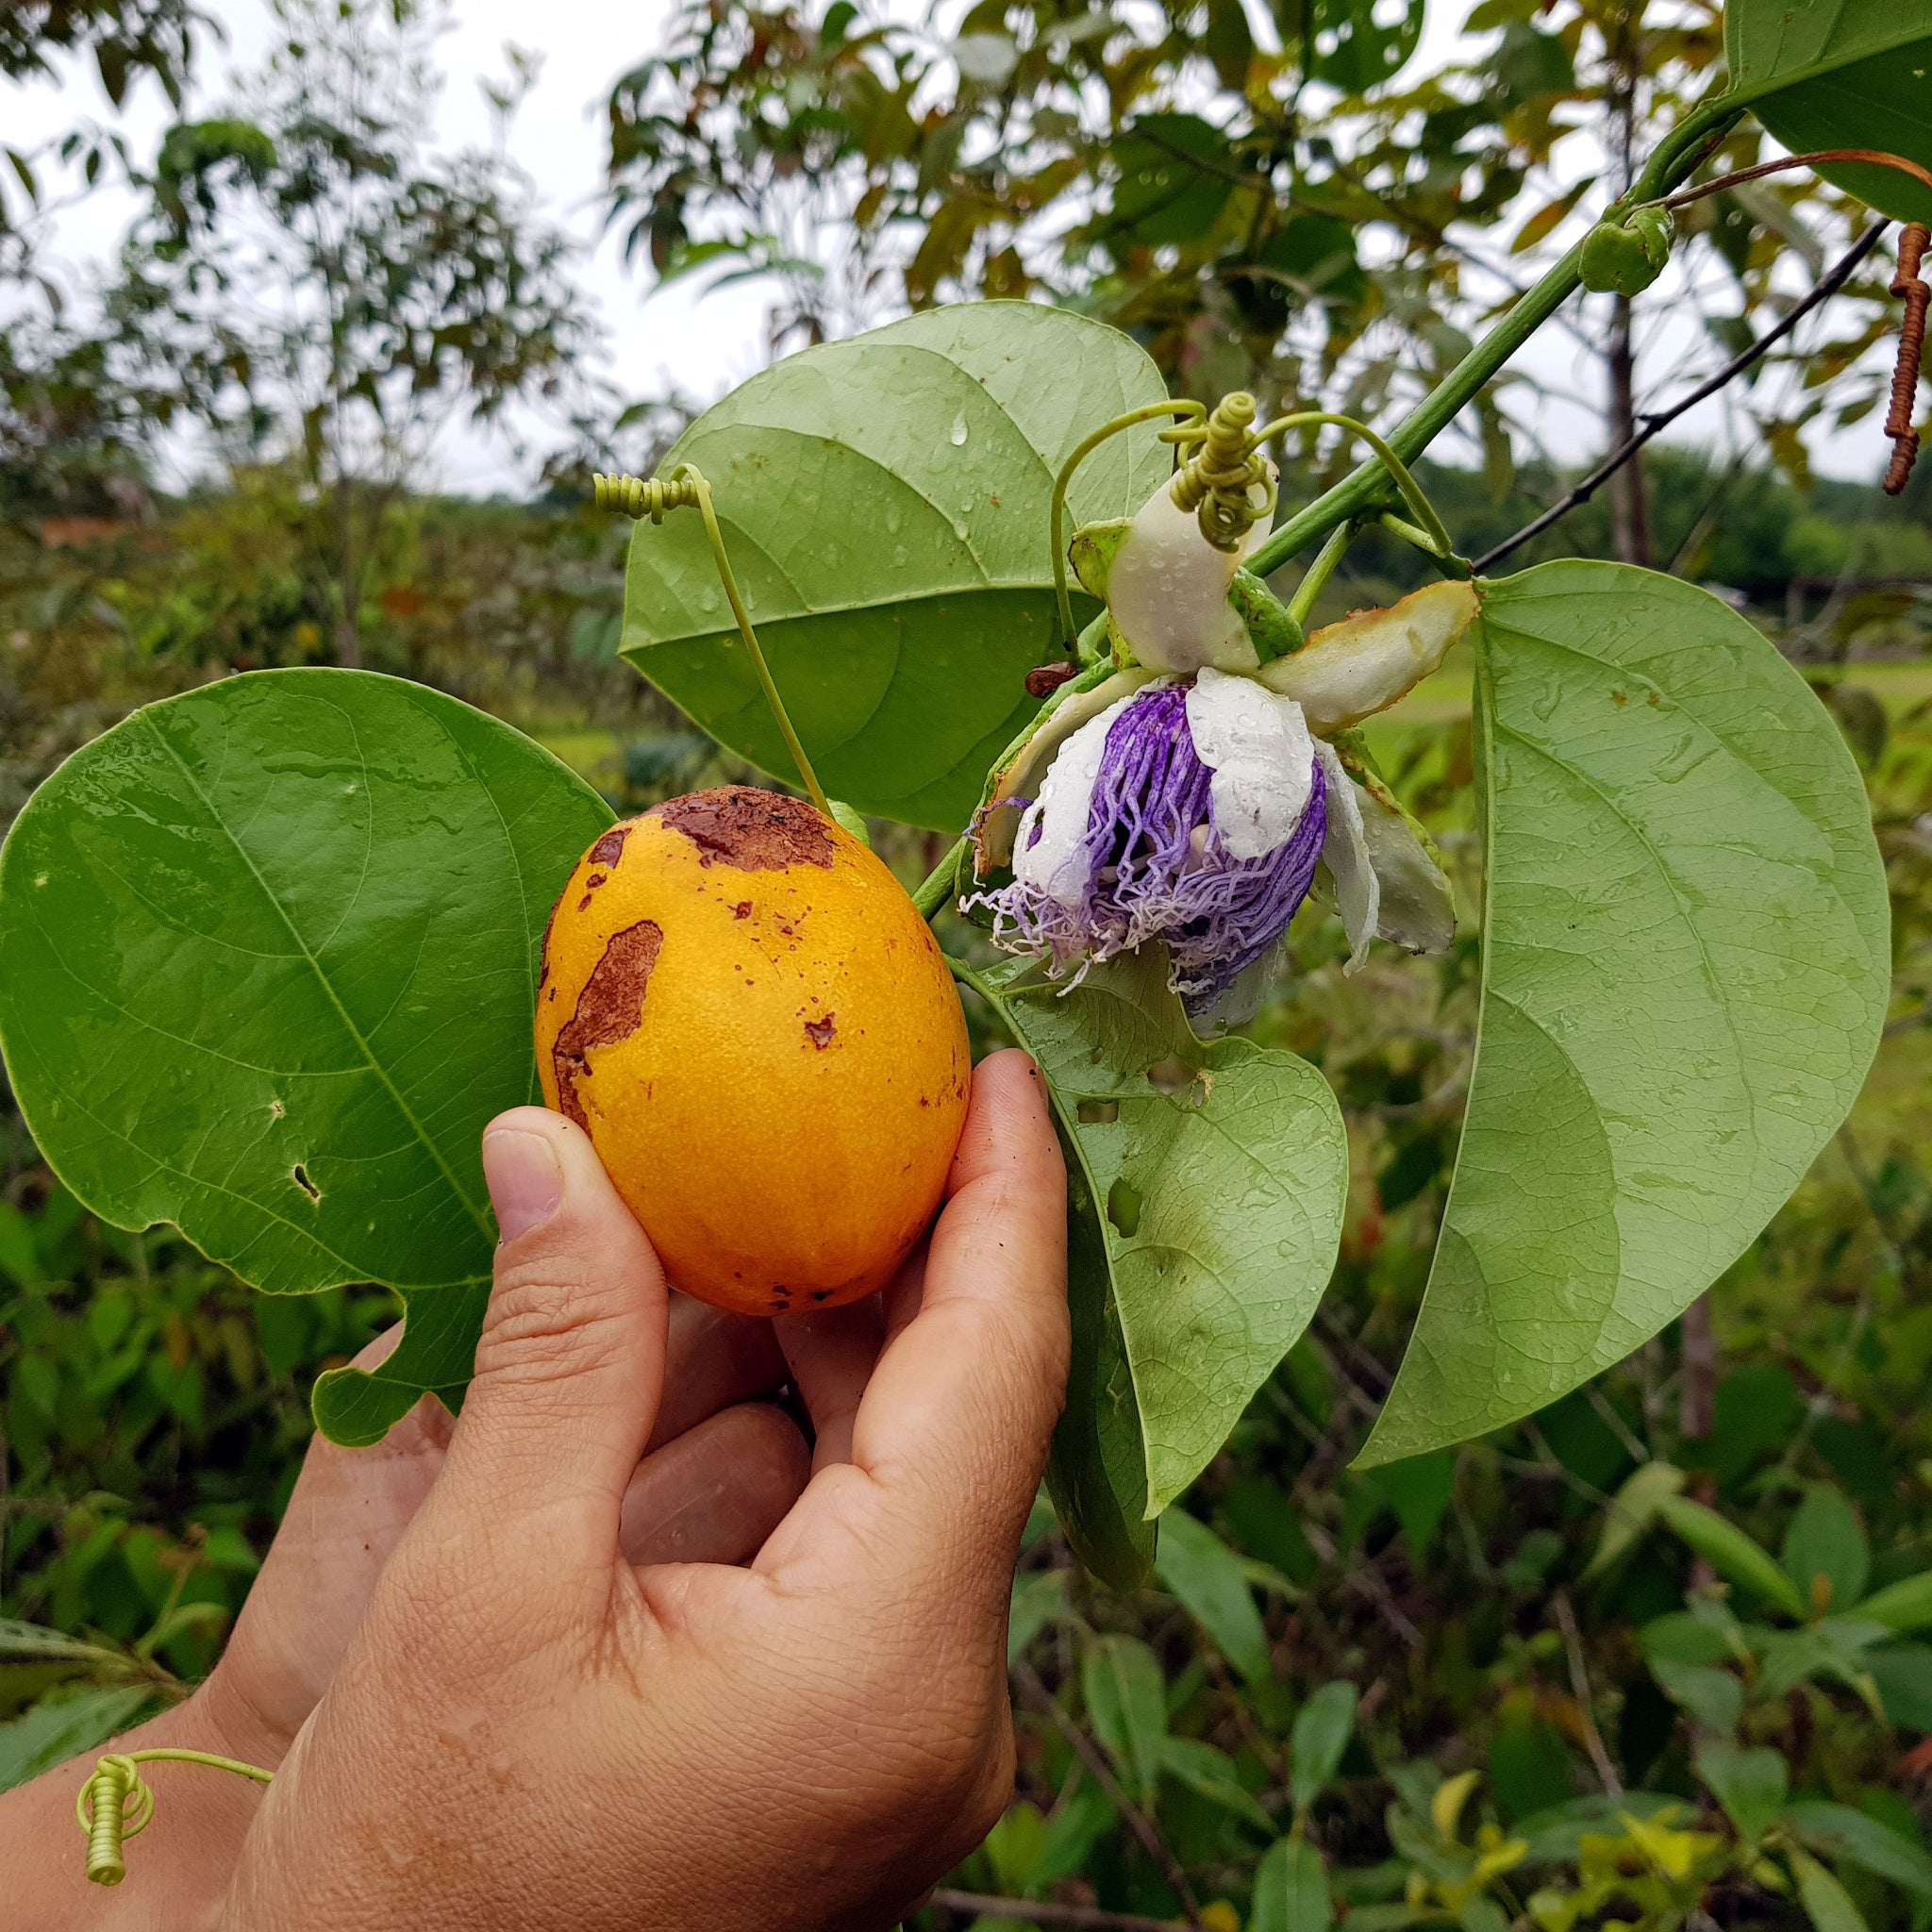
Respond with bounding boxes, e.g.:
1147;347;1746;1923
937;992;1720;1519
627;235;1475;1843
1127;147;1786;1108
1314;739;1378;974
1355;783;1456;955
1106;486;1259;675
1186;667;1317;862
1011;691;1137;908
979;667;1161;872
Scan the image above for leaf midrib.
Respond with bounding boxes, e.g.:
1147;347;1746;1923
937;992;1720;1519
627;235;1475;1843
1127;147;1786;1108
145;706;495;1249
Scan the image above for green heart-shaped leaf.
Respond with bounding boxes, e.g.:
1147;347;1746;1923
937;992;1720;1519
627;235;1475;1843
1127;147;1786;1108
1725;0;1932;222
621;302;1173;833
962;950;1348;1580
1362;562;1889;1464
0;668;613;1443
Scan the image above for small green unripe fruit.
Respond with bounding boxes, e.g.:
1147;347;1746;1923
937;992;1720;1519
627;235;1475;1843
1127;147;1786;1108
1580;207;1673;296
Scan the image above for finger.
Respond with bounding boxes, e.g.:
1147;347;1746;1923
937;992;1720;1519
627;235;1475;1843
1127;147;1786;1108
648;1295;790;1453
215;1324;453;1753
436;1107;669;1550
880;1245;926;1351
758;1051;1068;1591
621;1403;810;1567
775;1297;885;1473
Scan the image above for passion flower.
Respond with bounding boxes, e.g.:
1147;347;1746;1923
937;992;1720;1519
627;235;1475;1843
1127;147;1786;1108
973;580;1478;1023
971;672;1328;1016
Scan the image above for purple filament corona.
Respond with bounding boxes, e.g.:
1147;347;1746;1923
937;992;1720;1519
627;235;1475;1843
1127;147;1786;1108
982;682;1327;1010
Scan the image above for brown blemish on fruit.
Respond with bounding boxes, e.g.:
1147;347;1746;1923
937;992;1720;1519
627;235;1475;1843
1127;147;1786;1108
805;1014;837;1049
291;1163;321;1202
552;919;663;1130
589;825;630;869
809;1290;835;1303
654;786;833;872
734;901;753;919
585;872;608;891
576;894;594;912
538;899;558;990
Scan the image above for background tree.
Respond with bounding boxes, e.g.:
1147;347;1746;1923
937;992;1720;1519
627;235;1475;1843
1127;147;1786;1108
604;0;1906;554
1;1;211;284
100;0;600;666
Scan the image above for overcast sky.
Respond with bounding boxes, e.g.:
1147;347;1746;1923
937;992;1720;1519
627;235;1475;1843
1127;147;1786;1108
2;0;1902;495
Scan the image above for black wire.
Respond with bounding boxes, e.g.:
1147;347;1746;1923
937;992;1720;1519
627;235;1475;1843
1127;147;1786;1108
1471;220;1890;576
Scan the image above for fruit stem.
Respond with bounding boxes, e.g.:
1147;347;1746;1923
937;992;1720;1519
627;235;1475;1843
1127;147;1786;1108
1050;401;1207;650
911;836;969;924
594;464;833;822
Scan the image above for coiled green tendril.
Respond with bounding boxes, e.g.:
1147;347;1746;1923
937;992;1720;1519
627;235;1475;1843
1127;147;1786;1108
76;1749;274;1886
594;465;831;821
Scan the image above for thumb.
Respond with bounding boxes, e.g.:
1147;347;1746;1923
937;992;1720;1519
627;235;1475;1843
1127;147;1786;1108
434;1107;669;1554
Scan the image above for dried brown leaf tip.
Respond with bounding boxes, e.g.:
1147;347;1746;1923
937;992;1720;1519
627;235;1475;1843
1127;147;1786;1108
1886;223;1930;496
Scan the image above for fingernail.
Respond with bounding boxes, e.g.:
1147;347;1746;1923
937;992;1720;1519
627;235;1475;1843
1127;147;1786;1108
483;1130;563;1244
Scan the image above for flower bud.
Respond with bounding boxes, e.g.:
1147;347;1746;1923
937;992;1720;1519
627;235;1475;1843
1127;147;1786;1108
1580;207;1673;296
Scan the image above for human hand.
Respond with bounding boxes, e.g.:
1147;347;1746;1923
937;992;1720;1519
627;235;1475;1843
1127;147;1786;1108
218;1048;1069;1932
9;1280;808;1929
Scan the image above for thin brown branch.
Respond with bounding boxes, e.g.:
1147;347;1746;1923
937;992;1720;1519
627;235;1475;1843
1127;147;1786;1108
1552;1590;1623;1799
1010;1662;1205;1927
929;1890;1190;1931
1300;1520;1424;1653
1473;221;1889;575
1885;224;1929;494
1206;1652;1289;1785
1659;150;1932;214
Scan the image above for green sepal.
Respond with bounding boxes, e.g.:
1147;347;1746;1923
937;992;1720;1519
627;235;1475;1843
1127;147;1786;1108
1326;725;1384;779
1228;567;1305;662
1579;207;1673;295
1069;518;1132;600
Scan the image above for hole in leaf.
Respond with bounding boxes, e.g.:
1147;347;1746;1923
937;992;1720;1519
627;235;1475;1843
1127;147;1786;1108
1076;1099;1119;1124
291;1163;321;1203
1106;1176;1142;1239
1145;1056;1195;1093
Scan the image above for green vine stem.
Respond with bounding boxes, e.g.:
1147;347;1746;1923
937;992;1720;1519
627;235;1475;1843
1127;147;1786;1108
911;836;970;923
77;1748;274;1886
1244;95;1746;579
1049;401;1207;648
1286;521;1358;629
594;466;832;821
